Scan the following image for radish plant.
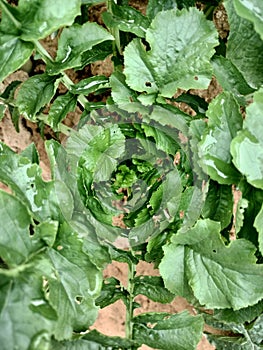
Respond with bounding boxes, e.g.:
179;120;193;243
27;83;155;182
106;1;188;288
0;0;263;349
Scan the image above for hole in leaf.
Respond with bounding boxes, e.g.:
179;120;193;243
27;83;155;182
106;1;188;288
212;249;217;253
75;295;84;305
145;82;152;87
194;76;198;80
29;224;35;236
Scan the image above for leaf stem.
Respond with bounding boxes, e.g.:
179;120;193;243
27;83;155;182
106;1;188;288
0;0;21;29
126;258;136;347
106;0;122;56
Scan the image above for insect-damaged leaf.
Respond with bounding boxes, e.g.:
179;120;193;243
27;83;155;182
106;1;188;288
124;8;218;98
133;311;204;350
160;219;263;310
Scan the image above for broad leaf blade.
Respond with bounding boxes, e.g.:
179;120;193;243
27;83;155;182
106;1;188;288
231;89;263;190
198;92;243;184
47;223;102;340
47;22;113;74
254;204;263;255
19;0;81;40
212;56;255;105
124;8;218;98
133;311;204;350
48;92;77;130
225;0;263;89
160;219;263;310
233;0;263;40
0;191;33;267
16;73;60;120
133;276;174;303
0;34;34;82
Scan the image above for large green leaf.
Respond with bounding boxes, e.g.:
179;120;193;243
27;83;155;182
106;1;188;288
231;89;263;190
47;22;113;74
212;56;255;105
198;92;243;184
46;223;102;340
0;34;34;82
124;8;218;98
0;191;33;267
255;204;263;255
0;143;73;222
146;0;195;21
110;71;138;104
0;262;55;350
19;0;81;40
16;73;60;120
225;0;263;89
233;0;263;40
160;219;263;310
133;311;204;350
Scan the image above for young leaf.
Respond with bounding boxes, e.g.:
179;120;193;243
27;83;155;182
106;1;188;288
0;34;34;82
124;8;218;98
231;89;263;190
47;22;114;74
198;92;243;184
160;219;263;310
0;190;33;267
95;277;127;308
133;276;174;303
19;0;81;40
146;0;178;20
70;75;109;95
233;0;263;40
133;311;204;350
225;0;263;89
110;71;138;104
16;73;60;120
48;92;77;130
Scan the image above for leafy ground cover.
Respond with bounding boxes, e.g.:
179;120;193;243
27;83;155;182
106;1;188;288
0;0;263;349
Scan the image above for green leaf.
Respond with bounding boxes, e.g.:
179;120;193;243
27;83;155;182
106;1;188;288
47;22;113;74
202;180;233;230
235;197;249;235
21;143;39;164
0;190;33;267
95;277;127;308
124;8;218;98
0;104;6;120
198;92;243;184
0;262;55;350
231;89;263;190
48;92;77;130
146;0;178;20
82;330;137;348
70;75;109;95
208;335;260;350
133;276;174;303
34;220;59;247
0;143;73;222
0;34;34;82
110;71;138;104
102;4;150;38
233;0;263;40
212;56;255;105
46;223;102;340
133;311;204;350
254;204;263;255
19;0;81;40
16;73;60;120
225;0;263;89
214;300;263;324
160;219;263;310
